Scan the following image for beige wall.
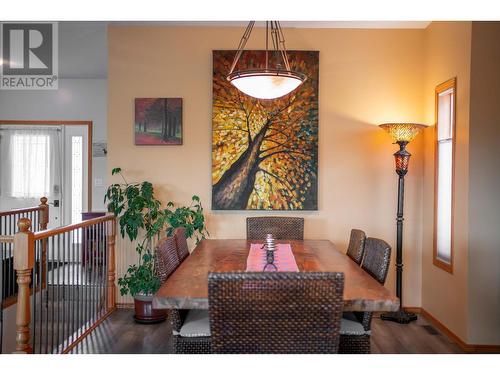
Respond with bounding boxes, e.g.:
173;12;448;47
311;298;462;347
421;22;472;342
467;22;500;345
108;26;426;305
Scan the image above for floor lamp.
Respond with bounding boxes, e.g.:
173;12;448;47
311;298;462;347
379;123;427;324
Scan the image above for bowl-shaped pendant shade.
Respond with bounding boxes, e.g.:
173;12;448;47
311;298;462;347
228;69;307;100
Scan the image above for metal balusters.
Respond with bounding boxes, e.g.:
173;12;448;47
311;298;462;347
0;218;3;354
55;234;59;353
95;223;99;320
85;227;89;332
77;227;82;339
106;219;115;311
99;222;104;318
93;222;98;322
38;239;43;354
31;240;37;352
65;232;70;351
60;232;66;352
68;230;73;347
100;222;104;318
88;228;95;327
74;227;79;345
82;227;85;331
90;224;94;326
89;226;93;328
82;226;85;334
72;229;77;342
10;215;115;354
62;232;66;351
56;233;61;352
44;237;49;353
91;223;96;325
50;235;55;353
89;225;93;328
1;217;5;303
94;223;98;321
7;215;12;299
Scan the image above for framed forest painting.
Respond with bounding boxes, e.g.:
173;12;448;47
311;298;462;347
135;98;182;145
212;50;319;210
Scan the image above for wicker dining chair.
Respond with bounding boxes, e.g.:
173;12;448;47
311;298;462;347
154;236;180;284
346;229;367;265
339;237;391;354
208;272;345;354
169;309;212;354
246;216;304;240
173;227;190;262
160;230;210;354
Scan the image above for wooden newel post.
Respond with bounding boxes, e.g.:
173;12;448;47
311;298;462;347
39;197;49;287
39;197;49;230
106;218;116;310
13;218;34;354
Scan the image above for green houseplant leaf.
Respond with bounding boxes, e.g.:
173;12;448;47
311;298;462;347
105;167;209;297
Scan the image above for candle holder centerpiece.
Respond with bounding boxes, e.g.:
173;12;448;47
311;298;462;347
262;233;278;271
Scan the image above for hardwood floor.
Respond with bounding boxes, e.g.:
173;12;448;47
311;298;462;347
70;309;173;354
371;313;464;354
70;309;464;354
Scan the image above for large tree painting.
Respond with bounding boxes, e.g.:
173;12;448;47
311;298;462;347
212;50;319;210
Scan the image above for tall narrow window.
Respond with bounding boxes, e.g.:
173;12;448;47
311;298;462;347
71;136;83;225
434;78;456;273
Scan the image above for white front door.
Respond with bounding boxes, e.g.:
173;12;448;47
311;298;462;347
0;125;63;229
0;123;90;229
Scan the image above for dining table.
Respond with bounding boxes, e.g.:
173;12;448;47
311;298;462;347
153;239;400;312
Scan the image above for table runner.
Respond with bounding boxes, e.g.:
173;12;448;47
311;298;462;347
246;243;299;272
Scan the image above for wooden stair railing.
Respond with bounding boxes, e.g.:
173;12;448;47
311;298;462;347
1;197;49;307
11;214;116;354
0;197;49;233
1;197;48;354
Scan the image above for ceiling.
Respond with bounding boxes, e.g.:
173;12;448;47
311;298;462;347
58;22;107;79
111;21;431;29
56;21;431;79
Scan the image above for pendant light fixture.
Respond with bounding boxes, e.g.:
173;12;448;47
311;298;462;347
227;21;307;100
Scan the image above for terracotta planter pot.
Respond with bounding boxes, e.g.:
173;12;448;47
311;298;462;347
133;294;167;324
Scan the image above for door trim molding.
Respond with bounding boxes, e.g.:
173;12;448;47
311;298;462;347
0;120;93;212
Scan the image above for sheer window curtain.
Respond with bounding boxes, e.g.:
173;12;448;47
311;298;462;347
0;126;62;199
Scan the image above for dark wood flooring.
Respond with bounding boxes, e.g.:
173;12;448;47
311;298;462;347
70;309;464;354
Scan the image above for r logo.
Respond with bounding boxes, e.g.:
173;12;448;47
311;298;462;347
2;23;53;75
0;22;58;89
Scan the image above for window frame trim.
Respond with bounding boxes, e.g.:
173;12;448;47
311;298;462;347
433;77;457;274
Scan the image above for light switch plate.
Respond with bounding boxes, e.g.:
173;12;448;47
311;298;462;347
94;178;103;187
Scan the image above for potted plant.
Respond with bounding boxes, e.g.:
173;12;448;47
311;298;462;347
105;167;208;323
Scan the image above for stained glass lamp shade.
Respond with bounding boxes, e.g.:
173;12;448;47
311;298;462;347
379;123;427;143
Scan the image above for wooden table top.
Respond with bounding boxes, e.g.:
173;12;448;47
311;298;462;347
153;239;400;312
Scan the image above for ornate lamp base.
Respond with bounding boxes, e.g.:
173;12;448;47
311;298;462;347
380;309;418;324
